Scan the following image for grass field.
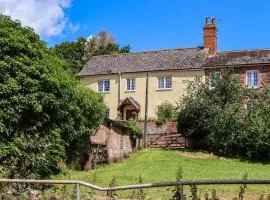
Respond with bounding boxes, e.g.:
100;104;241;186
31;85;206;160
57;149;270;199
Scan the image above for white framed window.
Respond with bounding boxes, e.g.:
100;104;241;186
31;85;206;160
98;80;110;92
246;70;259;88
126;78;136;91
210;71;221;88
157;76;172;90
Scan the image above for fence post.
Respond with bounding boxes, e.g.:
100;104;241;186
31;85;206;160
180;184;184;200
76;183;80;200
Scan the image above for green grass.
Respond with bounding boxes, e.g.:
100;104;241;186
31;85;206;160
56;149;270;199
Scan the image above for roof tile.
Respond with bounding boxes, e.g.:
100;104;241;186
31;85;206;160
204;49;270;67
78;48;208;76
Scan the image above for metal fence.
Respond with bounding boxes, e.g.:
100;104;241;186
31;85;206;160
1;179;270;200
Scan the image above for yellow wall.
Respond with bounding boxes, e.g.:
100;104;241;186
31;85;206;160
79;70;205;120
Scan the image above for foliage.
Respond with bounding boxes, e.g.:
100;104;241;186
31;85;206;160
127;120;143;138
51;37;87;74
177;68;270;161
113;119;143;138
156;102;178;123
51;31;130;75
237;173;248;200
189;185;199;200
84;31;130;61
131;176;146;200
106;176;118;200
170;166;184;200
0;15;106;179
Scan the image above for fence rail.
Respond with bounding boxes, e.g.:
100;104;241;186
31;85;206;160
1;179;270;199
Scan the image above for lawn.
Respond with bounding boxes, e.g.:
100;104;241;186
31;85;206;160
57;149;270;199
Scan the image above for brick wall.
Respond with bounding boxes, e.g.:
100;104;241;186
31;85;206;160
137;121;177;135
206;65;270;87
237;65;270;87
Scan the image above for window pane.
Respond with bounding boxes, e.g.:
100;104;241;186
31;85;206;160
158;77;164;89
98;81;103;92
254;71;258;87
165;76;172;88
247;71;258;88
127;79;131;90
127;78;135;91
104;80;110;91
210;72;220;88
131;78;135;90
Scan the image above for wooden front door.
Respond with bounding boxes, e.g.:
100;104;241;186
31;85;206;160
126;110;135;120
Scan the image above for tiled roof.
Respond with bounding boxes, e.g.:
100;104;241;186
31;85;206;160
204;49;270;67
78;48;209;76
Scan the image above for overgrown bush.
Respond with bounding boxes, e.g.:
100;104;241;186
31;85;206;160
156;102;178;123
114;119;143;138
128;120;143;138
177;68;270;161
0;15;106;179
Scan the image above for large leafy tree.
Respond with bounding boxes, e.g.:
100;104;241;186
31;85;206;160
84;31;130;61
51;31;130;75
0;15;106;179
52;37;87;74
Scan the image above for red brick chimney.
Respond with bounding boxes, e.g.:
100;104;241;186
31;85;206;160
204;17;217;55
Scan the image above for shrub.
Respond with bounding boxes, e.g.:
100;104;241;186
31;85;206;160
156;102;178;123
177;68;270;161
128;120;143;138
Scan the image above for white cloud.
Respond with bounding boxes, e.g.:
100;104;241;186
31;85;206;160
0;0;78;37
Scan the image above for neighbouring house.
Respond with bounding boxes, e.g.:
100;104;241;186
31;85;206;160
78;17;270;121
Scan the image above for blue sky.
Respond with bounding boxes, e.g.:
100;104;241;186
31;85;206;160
2;0;270;52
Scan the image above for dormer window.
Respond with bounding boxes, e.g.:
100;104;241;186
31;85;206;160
246;70;259;88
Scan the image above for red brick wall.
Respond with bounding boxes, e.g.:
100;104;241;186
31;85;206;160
237;65;270;87
204;23;217;55
137;121;178;135
206;65;270;88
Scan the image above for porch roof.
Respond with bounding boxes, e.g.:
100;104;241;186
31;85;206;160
117;97;140;111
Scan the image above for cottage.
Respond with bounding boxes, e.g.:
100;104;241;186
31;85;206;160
78;17;270;120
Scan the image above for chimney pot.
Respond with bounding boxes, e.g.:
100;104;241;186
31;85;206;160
205;16;210;24
211;17;216;24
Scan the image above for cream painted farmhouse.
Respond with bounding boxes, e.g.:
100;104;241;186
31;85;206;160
78;17;270;120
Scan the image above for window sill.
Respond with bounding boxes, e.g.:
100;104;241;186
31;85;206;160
125;90;136;93
98;91;110;94
246;86;259;89
156;88;172;91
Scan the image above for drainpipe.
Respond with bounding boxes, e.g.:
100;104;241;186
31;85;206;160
143;72;149;148
118;72;121;106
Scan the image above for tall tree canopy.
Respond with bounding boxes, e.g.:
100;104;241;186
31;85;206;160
0;15;106;179
52;31;130;74
84;31;130;60
52;37;87;74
